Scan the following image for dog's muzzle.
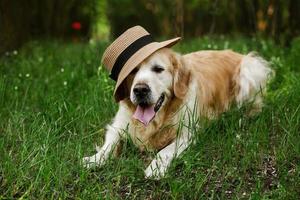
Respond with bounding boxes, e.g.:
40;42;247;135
133;83;151;106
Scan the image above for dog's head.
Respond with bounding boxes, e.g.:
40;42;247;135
125;48;190;125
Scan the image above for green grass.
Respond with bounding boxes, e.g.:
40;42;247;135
0;37;299;199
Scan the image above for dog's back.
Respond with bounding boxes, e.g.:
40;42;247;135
183;50;273;117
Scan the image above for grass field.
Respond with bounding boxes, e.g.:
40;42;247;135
1;36;300;199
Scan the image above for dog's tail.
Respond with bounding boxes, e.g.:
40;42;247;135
236;52;274;112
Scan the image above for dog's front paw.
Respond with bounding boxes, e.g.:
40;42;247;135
82;156;98;169
82;153;105;169
144;158;169;179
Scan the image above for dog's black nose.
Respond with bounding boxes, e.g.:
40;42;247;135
133;84;150;97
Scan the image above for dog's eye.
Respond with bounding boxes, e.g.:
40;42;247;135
152;65;164;73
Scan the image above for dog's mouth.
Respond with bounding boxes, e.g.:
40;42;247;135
133;94;165;126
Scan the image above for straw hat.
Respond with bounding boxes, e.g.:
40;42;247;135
101;25;181;102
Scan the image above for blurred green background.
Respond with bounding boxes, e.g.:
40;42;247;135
1;1;300;199
1;0;300;54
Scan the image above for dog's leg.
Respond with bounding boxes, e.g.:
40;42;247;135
82;125;120;168
82;103;131;168
145;127;192;179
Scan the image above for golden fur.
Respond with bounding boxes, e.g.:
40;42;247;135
122;49;250;151
83;47;273;178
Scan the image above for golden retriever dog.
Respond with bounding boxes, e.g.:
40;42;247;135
83;48;273;179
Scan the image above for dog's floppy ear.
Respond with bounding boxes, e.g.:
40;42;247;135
170;53;190;99
115;74;135;101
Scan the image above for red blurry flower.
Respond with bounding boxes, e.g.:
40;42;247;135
71;21;82;30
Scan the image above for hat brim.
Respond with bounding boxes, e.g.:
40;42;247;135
113;37;181;102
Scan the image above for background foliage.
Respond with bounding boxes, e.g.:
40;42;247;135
1;0;300;199
0;0;99;54
107;0;300;41
1;0;300;54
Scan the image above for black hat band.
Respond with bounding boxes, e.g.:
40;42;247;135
109;34;154;81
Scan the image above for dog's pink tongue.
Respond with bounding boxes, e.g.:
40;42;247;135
133;105;155;126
